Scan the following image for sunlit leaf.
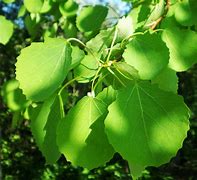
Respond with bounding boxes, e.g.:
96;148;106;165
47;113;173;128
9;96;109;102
57;96;113;168
16;38;72;101
18;5;26;18
24;0;44;13
96;86;117;106
40;0;53;13
152;67;178;93
77;114;115;169
105;81;189;177
70;46;85;70
0;16;13;45
162;18;197;71
74;54;98;83
30;95;56;154
2;0;15;3
86;28;114;54
123;32;169;80
42;96;63;164
30;94;66;164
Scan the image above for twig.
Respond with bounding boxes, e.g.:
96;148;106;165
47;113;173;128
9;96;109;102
149;0;171;30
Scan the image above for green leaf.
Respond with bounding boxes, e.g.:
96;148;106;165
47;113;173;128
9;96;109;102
40;0;53;13
74;54;98;83
49;2;62;20
63;21;78;38
189;0;197;24
70;46;85;70
57;96;113;169
11;111;23;129
30;95;56;153
59;0;78;17
3;0;15;3
107;43;124;61
102;62;138;90
117;16;135;40
24;15;39;38
113;62;139;80
16;38;72;101
76;5;108;32
152;67;178;93
105;81;190;177
42;96;63;164
30;94;66;164
0;16;14;45
76;114;115;169
127;4;142;32
128;0;152;31
24;0;44;13
162;20;197;71
86;28;114;54
123;32;169;80
43;23;58;38
86;26;132;56
1;79;30;111
18;5;26;18
96;86;117;106
174;0;193;26
145;0;165;28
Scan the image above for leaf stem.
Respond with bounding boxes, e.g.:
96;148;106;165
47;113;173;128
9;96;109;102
58;95;65;118
58;77;78;96
91;66;103;94
58;77;80;118
94;73;109;90
67;38;101;64
106;27;118;63
98;27;115;54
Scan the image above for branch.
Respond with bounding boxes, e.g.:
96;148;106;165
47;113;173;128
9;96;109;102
149;0;171;30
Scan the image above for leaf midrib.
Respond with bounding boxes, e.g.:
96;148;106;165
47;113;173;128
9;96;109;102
135;84;154;161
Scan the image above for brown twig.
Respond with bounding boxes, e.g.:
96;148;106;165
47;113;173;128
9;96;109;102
150;17;163;30
150;0;171;30
166;0;171;11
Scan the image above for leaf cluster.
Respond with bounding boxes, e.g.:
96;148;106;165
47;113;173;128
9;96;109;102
1;0;197;178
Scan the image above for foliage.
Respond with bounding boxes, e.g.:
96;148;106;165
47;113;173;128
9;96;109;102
1;0;197;179
0;15;13;45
